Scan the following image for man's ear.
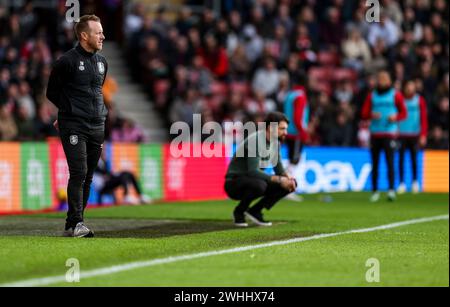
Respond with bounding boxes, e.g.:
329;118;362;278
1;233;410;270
80;31;89;41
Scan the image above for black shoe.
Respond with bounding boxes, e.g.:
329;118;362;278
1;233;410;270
84;230;95;238
233;211;248;227
245;210;272;227
62;227;74;237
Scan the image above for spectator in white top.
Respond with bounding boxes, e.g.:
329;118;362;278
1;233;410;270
226;10;242;55
242;24;264;64
382;0;403;26
124;2;145;40
252;57;280;97
368;13;400;48
342;28;372;72
17;81;35;119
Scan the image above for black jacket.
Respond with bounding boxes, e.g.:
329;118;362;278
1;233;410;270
46;44;108;122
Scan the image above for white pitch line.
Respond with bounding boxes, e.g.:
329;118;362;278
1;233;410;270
1;214;448;287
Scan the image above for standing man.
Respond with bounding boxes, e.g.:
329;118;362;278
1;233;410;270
225;112;297;227
397;80;428;194
361;71;407;202
46;15;107;237
283;84;309;201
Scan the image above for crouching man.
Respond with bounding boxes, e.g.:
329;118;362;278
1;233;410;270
224;112;297;227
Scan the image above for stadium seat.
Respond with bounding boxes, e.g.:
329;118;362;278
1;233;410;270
211;81;228;96
332;68;358;82
316;81;332;96
153;79;170;95
317;51;340;66
229;82;250;95
309;67;332;82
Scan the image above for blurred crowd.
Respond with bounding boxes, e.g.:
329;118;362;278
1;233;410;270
0;0;448;150
0;0;138;142
125;0;448;148
0;1;57;141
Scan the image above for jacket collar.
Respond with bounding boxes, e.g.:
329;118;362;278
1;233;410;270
75;43;95;57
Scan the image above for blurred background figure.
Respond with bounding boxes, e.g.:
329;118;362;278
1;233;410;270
0;103;17;141
0;0;447;150
397;80;428;194
283;82;309;201
111;117;146;143
361;71;406;202
95;157;151;205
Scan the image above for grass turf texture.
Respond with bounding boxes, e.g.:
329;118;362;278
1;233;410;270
0;192;448;286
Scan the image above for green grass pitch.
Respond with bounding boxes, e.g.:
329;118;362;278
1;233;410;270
0;192;448;286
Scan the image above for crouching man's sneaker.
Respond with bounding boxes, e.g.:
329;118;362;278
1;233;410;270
233;211;248;227
285;193;304;202
245;210;272;227
73;222;94;238
370;192;380;203
387;190;396;202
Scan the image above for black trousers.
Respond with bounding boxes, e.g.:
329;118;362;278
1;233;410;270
98;171;142;204
398;137;419;182
60;124;104;228
224;176;290;214
370;137;396;192
285;138;304;165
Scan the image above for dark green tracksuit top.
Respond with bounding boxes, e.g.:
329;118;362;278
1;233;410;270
225;130;286;182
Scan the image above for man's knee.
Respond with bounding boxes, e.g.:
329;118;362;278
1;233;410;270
84;169;96;185
69;166;88;184
225;179;268;200
250;180;268;197
271;184;290;197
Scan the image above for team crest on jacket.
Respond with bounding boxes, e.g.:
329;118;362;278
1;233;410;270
69;135;78;145
79;61;85;71
97;62;105;74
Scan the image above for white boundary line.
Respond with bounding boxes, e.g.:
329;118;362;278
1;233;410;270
1;214;448;287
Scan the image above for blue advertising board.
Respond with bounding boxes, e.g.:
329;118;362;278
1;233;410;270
255;145;424;193
287;146;423;193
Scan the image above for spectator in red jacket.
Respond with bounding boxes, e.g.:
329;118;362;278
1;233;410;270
197;33;229;80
